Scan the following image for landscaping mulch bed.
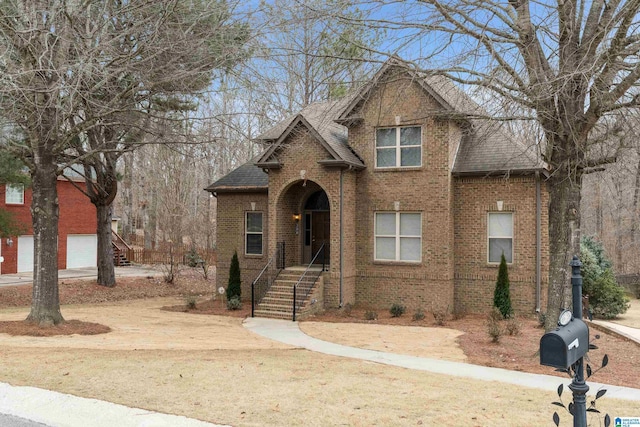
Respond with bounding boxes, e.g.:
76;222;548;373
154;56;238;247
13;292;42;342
306;307;640;389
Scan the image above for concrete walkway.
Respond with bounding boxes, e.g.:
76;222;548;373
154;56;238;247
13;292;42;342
0;382;227;427
592;319;640;344
243;317;640;402
0;266;161;288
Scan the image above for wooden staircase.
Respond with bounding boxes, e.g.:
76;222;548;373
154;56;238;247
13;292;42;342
112;230;132;266
253;267;323;320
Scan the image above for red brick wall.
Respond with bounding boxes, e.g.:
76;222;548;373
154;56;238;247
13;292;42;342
0;179;97;274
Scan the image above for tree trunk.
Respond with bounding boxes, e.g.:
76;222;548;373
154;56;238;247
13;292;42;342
96;203;116;287
26;161;64;325
122;153;134;238
545;171;582;331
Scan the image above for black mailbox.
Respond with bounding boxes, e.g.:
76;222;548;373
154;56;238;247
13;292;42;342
540;318;589;369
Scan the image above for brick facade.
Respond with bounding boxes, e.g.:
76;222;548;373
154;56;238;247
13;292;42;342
215;192;268;299
0;178;97;274
453;176;549;314
211;63;549;315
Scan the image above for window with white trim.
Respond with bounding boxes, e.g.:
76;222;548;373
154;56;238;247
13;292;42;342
488;212;513;263
245;212;263;255
376;126;421;168
5;183;24;205
375;212;421;262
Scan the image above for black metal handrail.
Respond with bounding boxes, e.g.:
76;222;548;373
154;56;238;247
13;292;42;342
251;241;285;317
292;244;325;321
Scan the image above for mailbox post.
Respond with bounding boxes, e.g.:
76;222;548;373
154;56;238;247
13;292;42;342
539;256;589;427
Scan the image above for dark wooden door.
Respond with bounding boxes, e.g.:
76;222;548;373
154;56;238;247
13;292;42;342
311;211;330;265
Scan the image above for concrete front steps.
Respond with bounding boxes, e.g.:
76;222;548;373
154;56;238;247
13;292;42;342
253;267;324;320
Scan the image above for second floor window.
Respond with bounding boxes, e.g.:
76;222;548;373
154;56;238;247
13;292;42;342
376;126;421;168
5;183;24;205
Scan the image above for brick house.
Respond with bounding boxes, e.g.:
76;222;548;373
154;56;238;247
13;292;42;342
207;59;549;318
0;177;97;274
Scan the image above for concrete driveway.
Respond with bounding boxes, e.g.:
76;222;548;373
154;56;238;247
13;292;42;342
0;266;161;288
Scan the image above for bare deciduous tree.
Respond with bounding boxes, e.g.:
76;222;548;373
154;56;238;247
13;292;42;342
0;0;249;324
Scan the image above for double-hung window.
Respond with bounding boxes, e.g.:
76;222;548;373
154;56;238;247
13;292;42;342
376;126;421;168
375;212;421;262
488;212;513;263
5;183;24;205
245;212;263;255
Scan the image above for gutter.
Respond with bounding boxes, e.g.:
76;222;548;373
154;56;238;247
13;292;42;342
535;171;542;312
339;168;344;307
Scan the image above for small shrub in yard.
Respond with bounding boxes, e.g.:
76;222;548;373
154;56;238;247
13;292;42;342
185;295;197;310
227;296;242;310
364;310;378;321
505;316;521;336
389;303;406;318
432;306;448;326
185;247;202;268
537;312;547;328
413;308;425;321
487;308;503;343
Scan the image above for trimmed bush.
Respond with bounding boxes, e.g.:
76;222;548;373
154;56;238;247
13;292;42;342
227;250;241;301
413;308;426;321
390;303;406;318
227;296;242;310
493;253;513;319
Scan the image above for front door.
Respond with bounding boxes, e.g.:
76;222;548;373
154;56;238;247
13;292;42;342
311;211;330;265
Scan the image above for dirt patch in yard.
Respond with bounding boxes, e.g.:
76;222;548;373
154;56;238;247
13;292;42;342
0;268;214;336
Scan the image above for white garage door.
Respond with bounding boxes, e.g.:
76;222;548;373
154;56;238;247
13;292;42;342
66;235;97;269
17;235;34;273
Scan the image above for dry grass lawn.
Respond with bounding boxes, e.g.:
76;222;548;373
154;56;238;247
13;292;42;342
0;297;638;426
611;298;640;328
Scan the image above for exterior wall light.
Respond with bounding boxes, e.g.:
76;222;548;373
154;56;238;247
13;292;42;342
293;213;301;222
6;237;13;247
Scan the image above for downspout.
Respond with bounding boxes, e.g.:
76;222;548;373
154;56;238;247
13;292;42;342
339;168;344;307
535;171;542;312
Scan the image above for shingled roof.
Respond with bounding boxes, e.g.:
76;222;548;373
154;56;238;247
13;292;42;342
337;57;547;175
206;58;547;193
204;162;267;194
255;98;364;169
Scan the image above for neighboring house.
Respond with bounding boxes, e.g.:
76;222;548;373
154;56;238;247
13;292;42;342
0;177;97;274
207;59;549;318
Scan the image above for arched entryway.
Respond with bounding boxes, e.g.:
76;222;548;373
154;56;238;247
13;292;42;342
302;190;330;266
